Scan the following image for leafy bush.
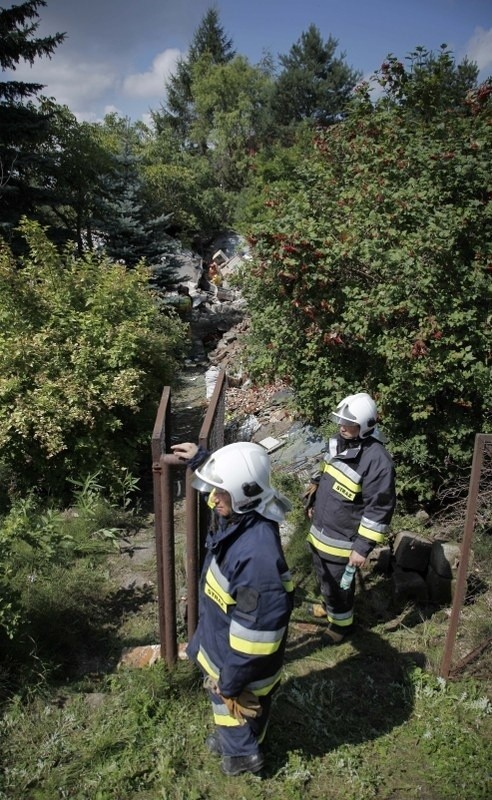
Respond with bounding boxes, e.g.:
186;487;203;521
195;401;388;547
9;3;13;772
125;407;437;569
0;218;187;507
239;93;492;502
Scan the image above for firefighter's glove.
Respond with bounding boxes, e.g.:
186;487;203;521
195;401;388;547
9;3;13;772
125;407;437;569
222;691;263;724
302;482;318;516
203;676;262;723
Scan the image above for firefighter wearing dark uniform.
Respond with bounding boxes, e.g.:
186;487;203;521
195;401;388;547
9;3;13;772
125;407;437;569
305;393;396;643
171;441;294;778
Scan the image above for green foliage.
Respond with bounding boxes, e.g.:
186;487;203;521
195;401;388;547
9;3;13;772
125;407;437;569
375;45;479;119
0;218;187;506
0;1;65;242
150;10;271;244
240;87;492;502
235;126;315;231
155;6;235;146
34;100;116;253
94;120;173;267
272;24;361;130
143;132;232;248
190;54;274;191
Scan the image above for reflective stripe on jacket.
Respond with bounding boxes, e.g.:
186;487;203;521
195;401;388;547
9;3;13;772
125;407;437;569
308;434;396;560
186;510;294;698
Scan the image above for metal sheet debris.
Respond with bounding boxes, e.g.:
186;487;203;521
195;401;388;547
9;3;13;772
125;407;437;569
258;436;286;453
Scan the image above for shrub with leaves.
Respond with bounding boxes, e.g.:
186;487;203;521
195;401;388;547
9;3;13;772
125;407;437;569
0;218;187;506
240;86;492;502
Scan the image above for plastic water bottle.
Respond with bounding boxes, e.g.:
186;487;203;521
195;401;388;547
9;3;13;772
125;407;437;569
340;564;356;590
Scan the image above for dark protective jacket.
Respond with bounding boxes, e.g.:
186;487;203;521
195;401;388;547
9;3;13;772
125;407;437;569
308;433;396;561
186;510;294;698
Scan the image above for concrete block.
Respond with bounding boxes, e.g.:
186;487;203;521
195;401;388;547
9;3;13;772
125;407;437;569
392;566;429;604
426;564;456;605
363;545;392;574
393;531;432;572
429;541;473;579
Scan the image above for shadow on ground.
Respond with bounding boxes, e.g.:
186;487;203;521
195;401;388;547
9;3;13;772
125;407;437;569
264;626;420;775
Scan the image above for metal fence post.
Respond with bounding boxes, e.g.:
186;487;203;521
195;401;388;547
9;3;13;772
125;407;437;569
151;370;227;667
160;453;177;666
151;387;170;656
439;434;491;678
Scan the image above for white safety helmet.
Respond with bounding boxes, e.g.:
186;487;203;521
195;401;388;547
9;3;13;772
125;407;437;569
192;442;291;522
330;392;378;439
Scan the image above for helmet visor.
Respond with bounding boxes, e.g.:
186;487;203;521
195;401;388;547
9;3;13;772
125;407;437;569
191;475;216;494
330;411;358;427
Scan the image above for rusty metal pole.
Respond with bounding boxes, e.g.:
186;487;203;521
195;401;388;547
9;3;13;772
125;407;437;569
439;434;485;679
151;369;227;666
151;387;170;655
185;469;199;639
160;454;177;666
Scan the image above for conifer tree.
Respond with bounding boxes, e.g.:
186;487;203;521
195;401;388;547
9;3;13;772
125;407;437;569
155;7;235;146
95;123;174;271
271;24;360;130
0;1;65;241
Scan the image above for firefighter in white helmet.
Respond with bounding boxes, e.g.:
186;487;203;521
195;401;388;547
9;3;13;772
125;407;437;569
304;392;396;643
171;440;294;777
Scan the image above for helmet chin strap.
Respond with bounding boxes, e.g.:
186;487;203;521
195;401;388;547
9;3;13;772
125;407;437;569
339;429;375;449
338;432;362;450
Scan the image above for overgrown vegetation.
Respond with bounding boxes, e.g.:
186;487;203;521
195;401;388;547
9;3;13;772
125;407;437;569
0;470;491;800
0;468;143;646
1;5;491;798
238;56;492;503
2;6;490;506
0;218;187;507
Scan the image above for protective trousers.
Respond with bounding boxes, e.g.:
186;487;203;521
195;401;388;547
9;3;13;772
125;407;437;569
309;546;355;633
208;689;273;757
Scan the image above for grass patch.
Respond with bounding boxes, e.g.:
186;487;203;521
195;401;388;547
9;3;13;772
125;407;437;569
1;476;491;799
1;642;490;799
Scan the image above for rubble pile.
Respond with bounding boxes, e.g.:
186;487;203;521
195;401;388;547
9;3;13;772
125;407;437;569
225;379;291;416
175;238;297;433
184;244;328;470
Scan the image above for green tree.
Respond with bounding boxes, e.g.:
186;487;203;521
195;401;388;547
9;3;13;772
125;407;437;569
142;123;231;250
190;54;274;191
235;126;315;229
0;218;187;507
0;1;65;242
240;80;492;503
155;6;235;147
375;45;479;119
35;100;113;253
271;24;361;131
94;117;174;269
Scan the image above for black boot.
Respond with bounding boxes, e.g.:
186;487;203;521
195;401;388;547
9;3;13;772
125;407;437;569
220;752;264;776
205;732;222;756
